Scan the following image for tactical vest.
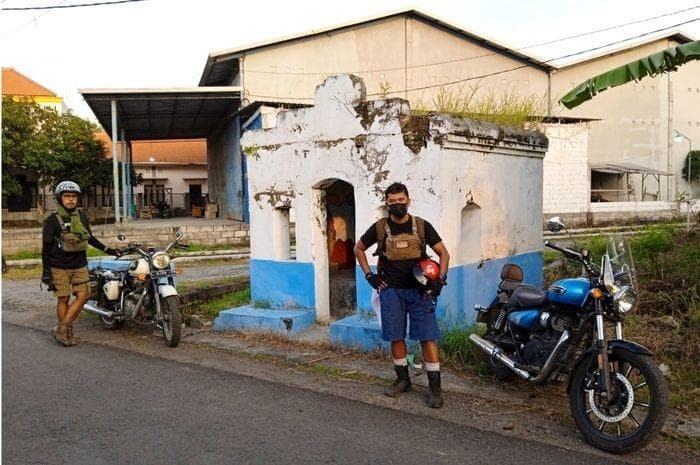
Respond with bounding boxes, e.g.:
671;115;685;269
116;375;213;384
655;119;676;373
375;216;426;261
55;213;88;252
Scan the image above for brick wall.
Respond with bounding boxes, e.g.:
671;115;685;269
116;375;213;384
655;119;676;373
2;221;250;256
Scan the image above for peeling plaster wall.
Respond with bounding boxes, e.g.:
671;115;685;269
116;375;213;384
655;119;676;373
242;75;548;324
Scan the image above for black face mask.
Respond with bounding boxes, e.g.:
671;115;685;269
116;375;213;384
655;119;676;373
387;203;408;219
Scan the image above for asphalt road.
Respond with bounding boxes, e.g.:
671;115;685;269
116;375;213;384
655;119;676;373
2;323;630;465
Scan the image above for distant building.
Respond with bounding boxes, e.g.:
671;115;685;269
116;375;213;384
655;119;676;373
1;67;66;113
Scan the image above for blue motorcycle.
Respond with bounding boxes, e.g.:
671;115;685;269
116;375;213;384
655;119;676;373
470;217;668;454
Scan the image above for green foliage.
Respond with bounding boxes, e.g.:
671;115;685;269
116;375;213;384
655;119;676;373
439;323;485;366
413;82;548;130
1;97;113;196
186;288;251;320
628;224;675;278
681;150;700;183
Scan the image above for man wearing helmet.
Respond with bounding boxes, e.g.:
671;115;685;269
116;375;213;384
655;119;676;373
355;182;450;408
41;181;119;346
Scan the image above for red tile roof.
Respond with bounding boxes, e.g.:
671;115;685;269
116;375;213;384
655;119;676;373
2;68;57;97
94;132;206;164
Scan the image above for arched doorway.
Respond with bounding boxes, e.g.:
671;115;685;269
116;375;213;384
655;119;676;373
312;179;356;320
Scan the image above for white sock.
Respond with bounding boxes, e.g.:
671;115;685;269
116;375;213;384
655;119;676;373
393;357;408;366
425;362;440;372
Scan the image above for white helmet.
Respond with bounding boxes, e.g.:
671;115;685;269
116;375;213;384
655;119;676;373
55;180;81;202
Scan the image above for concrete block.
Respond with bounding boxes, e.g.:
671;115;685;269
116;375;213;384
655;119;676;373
213;305;316;334
329;313;390;352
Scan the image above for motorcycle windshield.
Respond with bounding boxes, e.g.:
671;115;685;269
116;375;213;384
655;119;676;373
603;235;637;292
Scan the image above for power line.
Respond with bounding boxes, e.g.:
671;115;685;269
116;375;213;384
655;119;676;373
241;5;700;77
0;0;68;40
1;0;148;11
247;16;700;101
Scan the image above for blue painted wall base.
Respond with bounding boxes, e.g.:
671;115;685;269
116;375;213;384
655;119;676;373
213;306;316;335
329;313;390;352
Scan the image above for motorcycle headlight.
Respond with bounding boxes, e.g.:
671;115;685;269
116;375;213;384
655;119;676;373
151;252;170;270
613;286;637;314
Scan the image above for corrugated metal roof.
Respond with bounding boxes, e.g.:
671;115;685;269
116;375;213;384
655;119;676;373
79;87;241;140
590;162;672;176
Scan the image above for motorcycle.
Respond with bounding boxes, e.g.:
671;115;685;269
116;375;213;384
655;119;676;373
85;230;188;347
469;217;669;454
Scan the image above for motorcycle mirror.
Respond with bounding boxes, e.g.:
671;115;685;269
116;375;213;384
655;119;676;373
547;217;566;233
117;234;127;241
175;230;184;240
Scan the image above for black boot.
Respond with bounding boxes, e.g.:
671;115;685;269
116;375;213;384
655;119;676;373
384;365;412;397
426;371;443;408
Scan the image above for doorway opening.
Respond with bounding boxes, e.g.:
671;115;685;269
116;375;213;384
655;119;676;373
324;180;356;319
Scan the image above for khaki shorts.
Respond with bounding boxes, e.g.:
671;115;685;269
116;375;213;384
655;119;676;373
50;267;90;297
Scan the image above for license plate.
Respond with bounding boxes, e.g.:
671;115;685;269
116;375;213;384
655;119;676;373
150;269;170;278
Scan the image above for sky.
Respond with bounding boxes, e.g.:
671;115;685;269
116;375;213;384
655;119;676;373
1;0;699;122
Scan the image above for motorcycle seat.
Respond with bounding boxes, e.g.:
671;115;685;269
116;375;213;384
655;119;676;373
498;263;524;293
509;284;547;308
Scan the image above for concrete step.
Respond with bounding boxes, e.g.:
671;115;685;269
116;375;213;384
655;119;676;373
213;306;316;335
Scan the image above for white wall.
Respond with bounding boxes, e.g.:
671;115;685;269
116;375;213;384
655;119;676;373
542;123;591;214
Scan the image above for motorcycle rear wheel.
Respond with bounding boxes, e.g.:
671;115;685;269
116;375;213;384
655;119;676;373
161;295;181;347
569;349;668;454
100;315;123;330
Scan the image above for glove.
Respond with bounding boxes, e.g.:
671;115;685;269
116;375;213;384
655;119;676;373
41;270;56;292
365;272;385;290
425;277;446;297
104;247;120;257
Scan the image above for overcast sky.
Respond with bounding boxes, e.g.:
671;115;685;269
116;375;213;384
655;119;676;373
2;0;699;122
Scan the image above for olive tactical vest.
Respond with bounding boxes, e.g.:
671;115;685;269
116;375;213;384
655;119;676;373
375;216;426;261
55;213;88;252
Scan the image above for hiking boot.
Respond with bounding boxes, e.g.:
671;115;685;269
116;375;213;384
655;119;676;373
54;324;71;347
66;324;78;346
384;365;412;397
426;370;444;408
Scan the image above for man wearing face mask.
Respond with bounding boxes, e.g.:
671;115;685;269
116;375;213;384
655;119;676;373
354;182;450;408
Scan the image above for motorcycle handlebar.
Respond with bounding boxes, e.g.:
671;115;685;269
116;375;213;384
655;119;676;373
544;240;582;260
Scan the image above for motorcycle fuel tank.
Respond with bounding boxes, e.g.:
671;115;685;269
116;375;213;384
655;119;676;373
547;278;590;307
508;309;541;330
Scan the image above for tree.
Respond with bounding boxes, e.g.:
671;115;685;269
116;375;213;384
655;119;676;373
681;150;699;183
2;97;113;197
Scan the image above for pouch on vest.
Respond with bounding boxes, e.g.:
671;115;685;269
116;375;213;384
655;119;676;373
382;217;423;261
56;215;88;252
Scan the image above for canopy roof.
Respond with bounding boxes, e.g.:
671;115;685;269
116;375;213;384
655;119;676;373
79;87;241;140
590;162;672;176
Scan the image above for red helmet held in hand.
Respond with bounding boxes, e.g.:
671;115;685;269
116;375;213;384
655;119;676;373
413;258;440;286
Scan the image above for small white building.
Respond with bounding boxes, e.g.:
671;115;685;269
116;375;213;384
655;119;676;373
214;75;549;350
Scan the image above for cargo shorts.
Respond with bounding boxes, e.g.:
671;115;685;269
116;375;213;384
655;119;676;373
50;267;89;297
379;288;440;342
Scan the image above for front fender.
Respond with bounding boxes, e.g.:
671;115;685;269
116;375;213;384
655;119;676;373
607;339;654;356
567;339;654;392
157;284;178;298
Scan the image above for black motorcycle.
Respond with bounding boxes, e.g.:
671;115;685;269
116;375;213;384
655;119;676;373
469;217;669;453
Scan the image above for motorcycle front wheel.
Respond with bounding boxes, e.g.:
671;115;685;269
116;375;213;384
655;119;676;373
161;295;181;347
569;349;669;454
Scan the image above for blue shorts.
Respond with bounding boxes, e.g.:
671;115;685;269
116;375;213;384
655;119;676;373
379;288;440;342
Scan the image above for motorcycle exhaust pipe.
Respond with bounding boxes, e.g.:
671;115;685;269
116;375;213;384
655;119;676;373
83;301;119;319
469;334;531;379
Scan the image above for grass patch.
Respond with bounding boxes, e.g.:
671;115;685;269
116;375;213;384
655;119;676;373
176;275;247;294
2;265;42;280
439;323;491;377
184;288;251;320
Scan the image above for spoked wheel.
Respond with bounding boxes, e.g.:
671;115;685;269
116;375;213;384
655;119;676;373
569;349;669;454
160;295;181;347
